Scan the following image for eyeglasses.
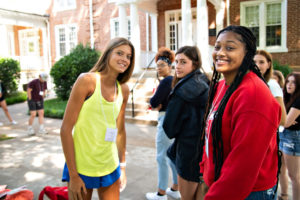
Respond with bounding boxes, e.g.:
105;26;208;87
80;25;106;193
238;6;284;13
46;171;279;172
157;63;168;68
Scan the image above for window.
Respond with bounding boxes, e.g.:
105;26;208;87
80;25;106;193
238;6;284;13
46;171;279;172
19;29;40;56
165;9;197;51
241;0;287;52
110;18;131;40
55;24;77;59
54;0;76;11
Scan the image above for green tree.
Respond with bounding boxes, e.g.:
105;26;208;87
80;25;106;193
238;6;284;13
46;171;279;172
0;58;21;94
50;44;100;100
273;60;292;78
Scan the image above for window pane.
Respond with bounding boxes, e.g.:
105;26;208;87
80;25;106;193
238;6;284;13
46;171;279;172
267;3;281;25
59;28;65;42
248;27;259;46
115;21;119;37
266;25;281;46
69;27;76;41
67;0;75;7
127;20;131;40
245;6;259;27
169;13;175;22
60;43;66;56
169;24;176;51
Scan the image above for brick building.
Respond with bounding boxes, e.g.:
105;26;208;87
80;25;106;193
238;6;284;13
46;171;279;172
0;0;299;87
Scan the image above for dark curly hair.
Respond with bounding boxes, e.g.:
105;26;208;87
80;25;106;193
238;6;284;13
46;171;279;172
155;47;175;64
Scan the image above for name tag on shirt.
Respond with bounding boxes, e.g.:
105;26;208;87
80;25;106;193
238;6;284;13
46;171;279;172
105;128;118;142
39;91;44;96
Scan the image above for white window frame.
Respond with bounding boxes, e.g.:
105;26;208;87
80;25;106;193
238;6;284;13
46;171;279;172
54;0;76;12
55;24;78;60
240;0;288;53
165;9;197;52
110;17;131;40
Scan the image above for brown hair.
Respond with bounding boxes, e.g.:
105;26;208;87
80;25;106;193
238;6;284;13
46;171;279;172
155;47;175;64
283;72;300;110
172;46;205;87
256;50;273;82
273;70;285;88
90;37;135;84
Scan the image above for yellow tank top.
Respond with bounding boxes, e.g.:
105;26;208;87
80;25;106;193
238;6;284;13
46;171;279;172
73;73;123;176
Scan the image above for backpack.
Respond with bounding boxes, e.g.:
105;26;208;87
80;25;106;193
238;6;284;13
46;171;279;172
38;186;68;200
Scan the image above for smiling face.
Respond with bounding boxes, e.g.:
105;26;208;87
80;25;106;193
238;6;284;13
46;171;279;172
286;75;296;95
108;45;132;74
175;53;194;78
212;31;246;84
254;54;270;76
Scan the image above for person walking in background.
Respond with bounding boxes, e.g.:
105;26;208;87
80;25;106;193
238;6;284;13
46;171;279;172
278;72;300;200
60;38;134;200
27;73;48;135
163;46;209;200
146;47;180;200
254;50;286;125
0;81;17;126
199;25;281;200
273;70;285;89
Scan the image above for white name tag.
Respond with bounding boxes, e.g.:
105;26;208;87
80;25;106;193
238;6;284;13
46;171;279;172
39;91;44;96
105;128;118;142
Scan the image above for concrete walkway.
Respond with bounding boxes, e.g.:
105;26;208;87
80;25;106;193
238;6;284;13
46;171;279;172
0;101;293;199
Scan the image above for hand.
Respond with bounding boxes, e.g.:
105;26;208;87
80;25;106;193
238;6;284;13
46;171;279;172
119;167;127;192
68;175;87;200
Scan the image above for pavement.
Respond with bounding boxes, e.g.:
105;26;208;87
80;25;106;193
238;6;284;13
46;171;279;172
0;100;293;200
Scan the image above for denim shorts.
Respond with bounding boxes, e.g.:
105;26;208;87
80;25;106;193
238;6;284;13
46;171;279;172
62;163;121;189
245;184;277;200
279;129;300;156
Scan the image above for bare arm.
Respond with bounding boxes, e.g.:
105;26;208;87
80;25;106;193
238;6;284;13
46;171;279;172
275;96;287;126
27;88;32;100
60;73;95;199
116;83;129;191
284;107;300;128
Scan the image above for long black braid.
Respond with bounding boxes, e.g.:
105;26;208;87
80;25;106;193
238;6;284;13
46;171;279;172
198;25;266;181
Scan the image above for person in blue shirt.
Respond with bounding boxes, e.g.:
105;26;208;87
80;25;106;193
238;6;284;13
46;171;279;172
146;47;181;200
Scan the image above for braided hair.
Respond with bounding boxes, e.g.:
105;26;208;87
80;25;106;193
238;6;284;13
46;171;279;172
198;25;265;181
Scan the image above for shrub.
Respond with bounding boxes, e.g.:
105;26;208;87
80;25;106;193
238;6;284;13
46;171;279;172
6;91;27;105
50;44;100;100
273;60;292;78
0;58;21;94
44;98;67;119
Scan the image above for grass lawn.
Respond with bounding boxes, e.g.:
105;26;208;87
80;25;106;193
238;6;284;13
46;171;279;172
44;98;68;119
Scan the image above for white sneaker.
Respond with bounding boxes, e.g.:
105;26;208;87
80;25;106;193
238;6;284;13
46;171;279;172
38;128;48;135
166;188;181;199
145;192;167;200
28;127;35;136
10;120;18;125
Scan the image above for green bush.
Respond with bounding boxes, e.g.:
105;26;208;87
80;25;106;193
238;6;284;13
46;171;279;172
6;91;27;105
44;98;67;119
50;44;100;100
273;60;292;78
0;58;21;94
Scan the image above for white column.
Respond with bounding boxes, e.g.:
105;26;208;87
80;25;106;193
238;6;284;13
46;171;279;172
215;1;225;35
41;27;49;70
130;3;141;73
181;0;193;46
118;3;128;38
197;0;211;72
150;13;158;53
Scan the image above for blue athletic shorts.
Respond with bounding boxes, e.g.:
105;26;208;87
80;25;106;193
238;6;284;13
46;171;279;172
62;163;121;189
279;129;300;156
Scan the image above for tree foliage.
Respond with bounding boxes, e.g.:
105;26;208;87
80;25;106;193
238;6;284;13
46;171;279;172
50;44;100;100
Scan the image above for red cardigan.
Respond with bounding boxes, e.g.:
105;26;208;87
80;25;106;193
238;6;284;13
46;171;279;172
200;72;281;200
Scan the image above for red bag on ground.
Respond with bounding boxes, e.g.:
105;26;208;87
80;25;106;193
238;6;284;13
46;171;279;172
38;186;68;200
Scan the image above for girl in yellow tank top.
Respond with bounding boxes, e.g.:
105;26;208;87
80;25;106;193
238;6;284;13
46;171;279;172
60;38;135;200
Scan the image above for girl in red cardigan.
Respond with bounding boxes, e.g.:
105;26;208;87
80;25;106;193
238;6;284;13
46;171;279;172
199;25;281;200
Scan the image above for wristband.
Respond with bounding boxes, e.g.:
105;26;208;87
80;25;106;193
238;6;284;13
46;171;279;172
120;162;126;167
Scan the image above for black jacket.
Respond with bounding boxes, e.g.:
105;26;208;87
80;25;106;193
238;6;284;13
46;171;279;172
163;69;209;182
